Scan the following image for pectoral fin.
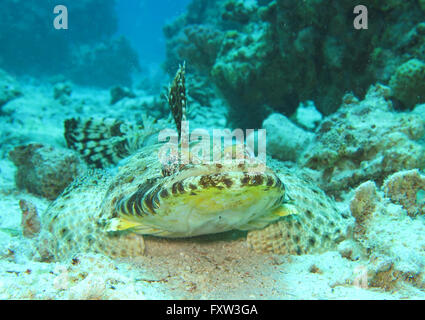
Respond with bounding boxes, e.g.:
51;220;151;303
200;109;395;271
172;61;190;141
272;203;298;217
107;216;142;232
106;216;172;237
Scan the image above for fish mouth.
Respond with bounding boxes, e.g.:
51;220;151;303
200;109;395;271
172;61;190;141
142;170;286;235
118;170;284;213
112;164;286;237
155;166;285;209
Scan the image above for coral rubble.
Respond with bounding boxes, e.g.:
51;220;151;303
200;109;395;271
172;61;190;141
19;199;41;238
335;166;425;292
9;144;87;200
299;84;425;197
383;169;425;217
349;181;380;238
261;113;313;162
294;101;323;131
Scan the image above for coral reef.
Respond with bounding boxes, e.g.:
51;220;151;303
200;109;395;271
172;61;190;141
420;0;425;12
184;73;229;129
0;0;139;87
0;69;21;109
389;59;425;108
164;0;274;128
367;256;423;291
349;181;380;238
346;181;379;241
413;103;425;123
166;25;224;74
9;144;87;200
342;171;425;291
383;169;425;217
365;204;425;291
164;0;425;127
299;84;425;197
337;239;364;261
260;113;313;162
294;101;323;131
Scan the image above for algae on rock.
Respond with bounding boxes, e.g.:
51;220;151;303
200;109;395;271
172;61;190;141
389;59;425;109
164;0;425;128
299;84;425;197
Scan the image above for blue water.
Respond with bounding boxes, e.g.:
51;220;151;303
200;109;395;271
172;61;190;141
115;0;192;66
0;0;192;87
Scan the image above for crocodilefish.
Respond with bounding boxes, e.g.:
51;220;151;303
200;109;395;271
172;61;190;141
40;64;309;260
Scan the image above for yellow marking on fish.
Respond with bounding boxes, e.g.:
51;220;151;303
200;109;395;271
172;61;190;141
272;203;298;217
167;185;280;215
107;216;142;231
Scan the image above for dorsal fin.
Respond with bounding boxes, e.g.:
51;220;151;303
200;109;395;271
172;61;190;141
167;62;187;139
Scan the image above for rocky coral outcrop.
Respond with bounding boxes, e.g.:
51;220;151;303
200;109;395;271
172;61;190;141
19;199;41;238
260;113;314;162
339;170;425;291
9;144;87;200
164;0;425;127
299;84;425;197
294;101;323;131
366;207;425;290
367;255;424;291
420;0;425;12
349;181;380;238
383;169;425;217
389;59;425;109
343;171;425;291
